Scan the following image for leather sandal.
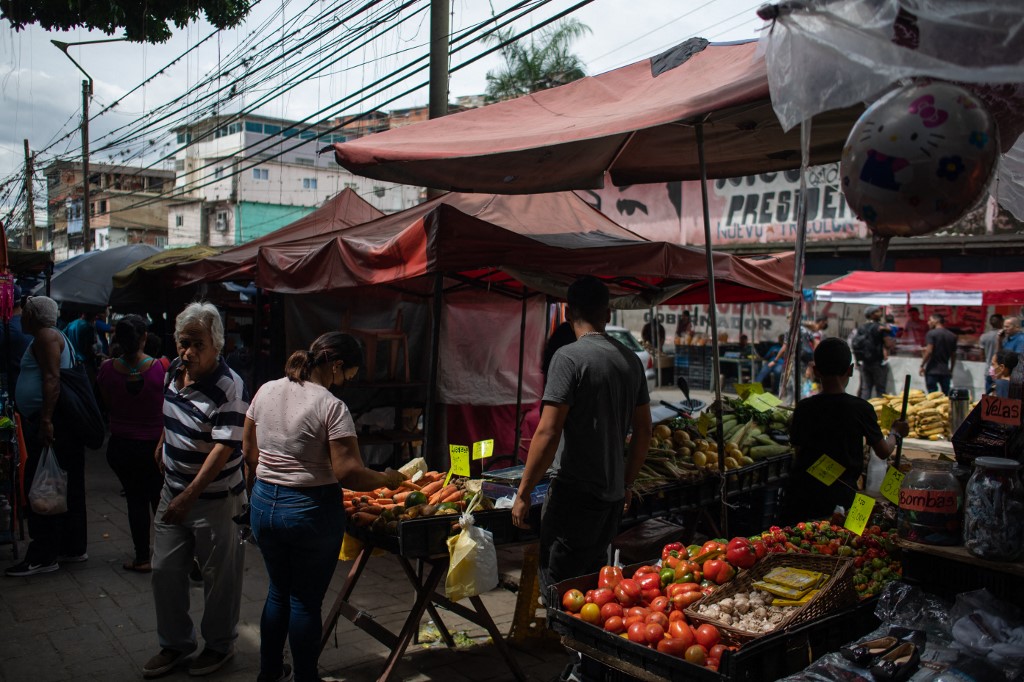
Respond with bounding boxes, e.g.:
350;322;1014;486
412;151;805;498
839;635;898;666
870;642;920;682
123;560;152;573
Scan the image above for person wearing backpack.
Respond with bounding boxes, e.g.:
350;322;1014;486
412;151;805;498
851;306;888;399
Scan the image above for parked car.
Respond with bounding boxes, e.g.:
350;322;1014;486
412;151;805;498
605;325;656;383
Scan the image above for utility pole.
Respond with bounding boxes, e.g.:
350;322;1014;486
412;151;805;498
22;140;36;249
81;79;92;253
426;0;450;200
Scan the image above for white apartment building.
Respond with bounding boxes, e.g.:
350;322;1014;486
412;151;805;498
168;114;422;246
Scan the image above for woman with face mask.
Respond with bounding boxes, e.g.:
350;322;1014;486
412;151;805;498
243;332;404;682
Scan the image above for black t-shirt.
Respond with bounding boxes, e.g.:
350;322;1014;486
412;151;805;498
924;327;957;376
783;392;884;521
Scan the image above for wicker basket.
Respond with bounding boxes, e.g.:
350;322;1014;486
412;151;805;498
684;553;857;644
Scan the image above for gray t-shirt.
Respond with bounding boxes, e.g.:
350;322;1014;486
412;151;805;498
543;333;650;502
925;327;958;375
980;329;1000;365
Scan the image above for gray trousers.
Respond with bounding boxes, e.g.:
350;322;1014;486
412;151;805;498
858;362;888;399
151;484;247;654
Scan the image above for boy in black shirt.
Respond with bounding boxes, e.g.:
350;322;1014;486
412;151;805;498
781;338;908;524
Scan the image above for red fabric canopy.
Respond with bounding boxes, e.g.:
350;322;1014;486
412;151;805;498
172;187;382;285
254;191;793;304
331;40;863;193
818;271;1024;306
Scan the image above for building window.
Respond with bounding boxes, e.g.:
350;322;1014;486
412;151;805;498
176;132;192;144
228;122;242;134
282;128;299;138
245;121;263;133
175;215;184;227
302;178;317;189
174;159;185;171
263;124;281;135
99;200;107;214
155;236;168;248
252;168;269;180
214;166;225;179
299;131;317;140
373;186;386;198
295;157;314;166
331;134;347;144
215;211;229;232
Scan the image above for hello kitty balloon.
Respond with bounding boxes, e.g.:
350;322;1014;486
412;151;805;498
840;81;998;268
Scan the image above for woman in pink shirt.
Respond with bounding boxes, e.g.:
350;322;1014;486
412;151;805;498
97;315;166;572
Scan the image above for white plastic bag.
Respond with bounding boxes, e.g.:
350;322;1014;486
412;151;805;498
29;446;68;515
445;496;498;602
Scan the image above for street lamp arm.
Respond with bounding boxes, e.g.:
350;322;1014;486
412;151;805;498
51;37;128;93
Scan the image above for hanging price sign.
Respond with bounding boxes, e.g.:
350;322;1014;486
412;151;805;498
734;382;765;400
880;466;905;505
472;439;494;460
444;444;471;485
745;392;782;412
697;411;713;437
807;455;845;486
879;405;900;431
844;494;876;536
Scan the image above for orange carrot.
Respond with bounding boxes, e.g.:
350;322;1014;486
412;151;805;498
361;505;386;516
398;480;421;491
392;491;413;505
440;490;463;504
428;484;456;505
420;480;443;497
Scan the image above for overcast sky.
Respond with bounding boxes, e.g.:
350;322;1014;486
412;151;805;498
0;0;768;210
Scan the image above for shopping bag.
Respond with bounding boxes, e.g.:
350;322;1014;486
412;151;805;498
445;495;498;602
28;446;68;515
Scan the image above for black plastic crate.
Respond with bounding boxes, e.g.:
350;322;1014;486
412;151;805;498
622;480;703;525
763;454;792;483
725;460;770;496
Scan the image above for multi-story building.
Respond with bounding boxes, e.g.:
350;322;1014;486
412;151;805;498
44;161;175;261
168;114;421;246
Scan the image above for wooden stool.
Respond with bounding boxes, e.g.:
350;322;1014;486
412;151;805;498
347;310;410;382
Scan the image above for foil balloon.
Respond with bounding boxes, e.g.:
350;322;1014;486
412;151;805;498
840;81;998;269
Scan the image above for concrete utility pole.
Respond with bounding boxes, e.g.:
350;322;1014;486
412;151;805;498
82;79;92;252
426;0;450;200
22;140;35;249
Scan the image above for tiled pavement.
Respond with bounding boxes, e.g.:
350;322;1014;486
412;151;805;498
0;448;572;682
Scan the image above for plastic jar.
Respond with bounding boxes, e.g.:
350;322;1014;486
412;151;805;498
963;457;1024;561
898;459;962;545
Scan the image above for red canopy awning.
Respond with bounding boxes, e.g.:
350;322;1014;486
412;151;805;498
330;39;863;193
172;187;382;285
254;191;793;305
817;271;1024;306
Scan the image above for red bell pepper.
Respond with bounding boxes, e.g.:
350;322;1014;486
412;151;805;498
661;542;685;563
725;537;757;569
702;559;736;585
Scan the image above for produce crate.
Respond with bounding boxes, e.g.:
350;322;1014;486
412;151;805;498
623;479;704;524
346;508;535;559
548;561;879;681
725;460;770;497
675;346;714;391
684;553;857;644
763;454;792;483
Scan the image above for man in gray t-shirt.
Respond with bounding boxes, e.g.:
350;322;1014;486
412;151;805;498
512;277;651;590
979;314;1004;395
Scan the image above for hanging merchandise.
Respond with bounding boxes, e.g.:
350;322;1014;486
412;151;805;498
28;446;67;516
840;81;999;268
445;494;498;602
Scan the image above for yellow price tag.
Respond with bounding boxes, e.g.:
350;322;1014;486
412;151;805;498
734;383;765;400
806;455;845;486
472;439;494;460
745;392;782;412
844;493;876;536
697;411;712;437
879;466;905;505
444;444;471;485
879;405;900;431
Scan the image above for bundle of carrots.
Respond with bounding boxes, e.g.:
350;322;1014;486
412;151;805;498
343;471;468;528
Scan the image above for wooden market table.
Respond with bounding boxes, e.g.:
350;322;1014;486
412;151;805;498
321;515;530;682
897;538;1024;607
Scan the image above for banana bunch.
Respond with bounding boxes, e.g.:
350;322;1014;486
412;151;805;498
868;390;952;441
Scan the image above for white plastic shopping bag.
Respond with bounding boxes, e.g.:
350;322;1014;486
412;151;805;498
445;495;498;601
29;446;68;515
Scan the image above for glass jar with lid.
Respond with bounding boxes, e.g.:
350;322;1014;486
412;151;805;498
898;459;962;546
964;457;1024;561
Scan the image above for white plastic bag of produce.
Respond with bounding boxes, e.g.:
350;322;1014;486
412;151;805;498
445;495;498;601
29;446;68;515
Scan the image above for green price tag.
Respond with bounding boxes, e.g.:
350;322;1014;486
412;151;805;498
807;455;845;486
745;392;782;412
844;493;876;536
880;466;905;505
734;382;765;400
879;405;900;431
472;439;494;460
697;411;713;437
444;444;471;485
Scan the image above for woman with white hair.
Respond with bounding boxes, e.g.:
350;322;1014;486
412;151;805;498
143;302;249;679
6;296;89;577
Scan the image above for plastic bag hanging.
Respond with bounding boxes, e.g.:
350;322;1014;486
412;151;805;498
29;446;68;515
445;494;498;602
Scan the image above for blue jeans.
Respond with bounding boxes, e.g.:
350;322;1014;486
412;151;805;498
251;480;344;682
756;362;784;394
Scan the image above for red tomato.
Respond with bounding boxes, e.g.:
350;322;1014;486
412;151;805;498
695;624;721;649
598;565;623;589
603;615;624;633
684;645;707;666
622;616;644;629
645;612;669;629
562;589;585;613
627;622;647;644
626;606;650;620
600;602;623;622
614;579;641;606
656;637;689;658
637;572;661;592
668;610;687;623
649;596;670;613
584;589;596;604
710;644;728;660
591;588;616;608
644;623;665;645
641;588;662;604
668;620;695;647
580;603;601;624
633;565;659;576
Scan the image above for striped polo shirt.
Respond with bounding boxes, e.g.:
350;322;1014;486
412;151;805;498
162;357;249;499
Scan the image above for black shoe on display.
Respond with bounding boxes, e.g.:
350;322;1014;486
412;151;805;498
870;642;920;682
840;635;899;666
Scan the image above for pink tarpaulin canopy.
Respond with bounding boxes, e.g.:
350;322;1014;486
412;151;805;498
817;271;1024;306
330;39;863;193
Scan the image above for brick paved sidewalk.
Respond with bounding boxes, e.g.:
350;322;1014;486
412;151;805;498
0;447;570;682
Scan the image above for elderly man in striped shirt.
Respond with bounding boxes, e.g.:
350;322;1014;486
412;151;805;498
143;302;250;679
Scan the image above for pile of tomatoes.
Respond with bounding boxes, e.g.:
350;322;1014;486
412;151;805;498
560;562;733;671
